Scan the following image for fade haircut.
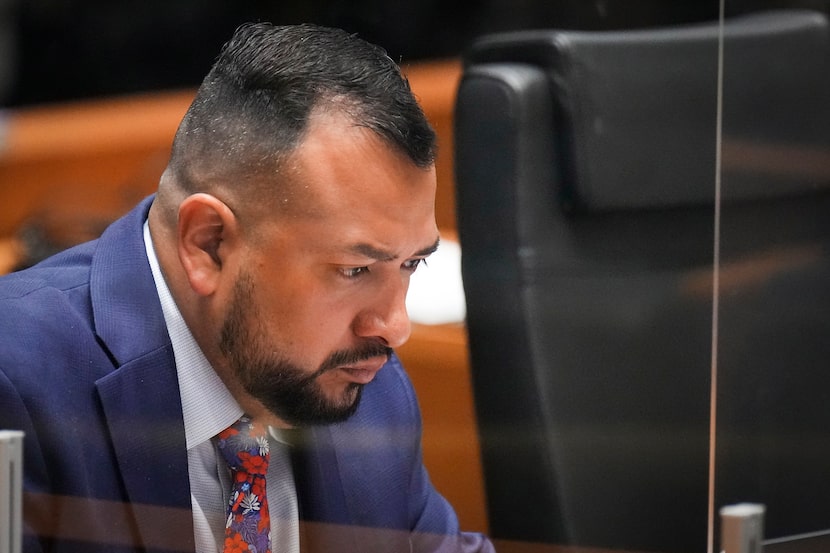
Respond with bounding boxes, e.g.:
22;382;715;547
165;23;437;198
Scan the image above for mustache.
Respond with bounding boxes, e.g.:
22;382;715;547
317;343;393;375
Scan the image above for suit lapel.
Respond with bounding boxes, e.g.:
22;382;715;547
294;425;414;553
90;196;195;552
293;426;361;553
96;352;195;552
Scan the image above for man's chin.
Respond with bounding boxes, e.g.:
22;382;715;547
261;383;364;427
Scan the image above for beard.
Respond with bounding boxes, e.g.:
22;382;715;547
219;272;392;426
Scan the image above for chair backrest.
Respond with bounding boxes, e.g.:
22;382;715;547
454;10;830;553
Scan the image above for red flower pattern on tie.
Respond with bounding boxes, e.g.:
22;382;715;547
217;417;271;553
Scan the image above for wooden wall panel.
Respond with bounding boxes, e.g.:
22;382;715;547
0;61;462;238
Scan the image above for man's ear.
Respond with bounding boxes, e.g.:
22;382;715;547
177;193;239;296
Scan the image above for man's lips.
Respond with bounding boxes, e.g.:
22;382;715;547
339;356;388;384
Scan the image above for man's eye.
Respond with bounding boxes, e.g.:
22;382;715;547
341;266;369;279
403;258;426;272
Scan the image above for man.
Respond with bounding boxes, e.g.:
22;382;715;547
0;23;494;553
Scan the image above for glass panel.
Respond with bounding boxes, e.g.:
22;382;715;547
715;1;830;550
453;4;725;552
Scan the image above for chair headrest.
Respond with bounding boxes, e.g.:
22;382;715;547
463;10;830;211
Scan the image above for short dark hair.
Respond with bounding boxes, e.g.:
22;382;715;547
167;23;436;195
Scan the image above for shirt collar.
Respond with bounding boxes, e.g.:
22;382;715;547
143;220;243;449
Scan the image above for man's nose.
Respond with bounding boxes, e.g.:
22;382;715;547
353;277;412;349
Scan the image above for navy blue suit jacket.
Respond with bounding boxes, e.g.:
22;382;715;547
0;196;494;553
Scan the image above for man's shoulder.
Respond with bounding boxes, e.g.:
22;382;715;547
0;241;103;380
360;353;419;415
0;240;96;299
0;240;97;330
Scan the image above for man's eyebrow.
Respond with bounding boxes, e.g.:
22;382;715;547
415;237;441;258
349;237;440;262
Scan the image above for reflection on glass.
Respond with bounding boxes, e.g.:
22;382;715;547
455;12;728;553
714;2;830;551
457;4;830;553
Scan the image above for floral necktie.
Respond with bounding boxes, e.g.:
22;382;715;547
217;417;271;553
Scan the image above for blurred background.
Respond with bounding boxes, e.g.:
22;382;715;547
0;0;826;108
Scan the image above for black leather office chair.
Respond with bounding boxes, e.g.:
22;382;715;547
455;10;830;553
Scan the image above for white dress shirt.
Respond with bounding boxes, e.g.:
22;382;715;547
143;221;300;553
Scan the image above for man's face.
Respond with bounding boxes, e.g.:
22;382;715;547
218;112;439;427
